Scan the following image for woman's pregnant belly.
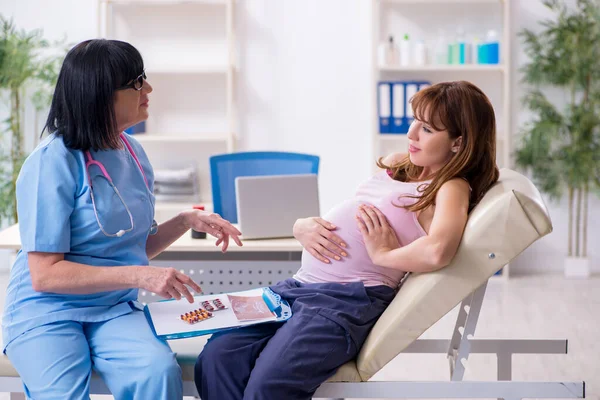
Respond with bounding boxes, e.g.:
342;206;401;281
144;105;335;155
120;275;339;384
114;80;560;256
294;199;406;288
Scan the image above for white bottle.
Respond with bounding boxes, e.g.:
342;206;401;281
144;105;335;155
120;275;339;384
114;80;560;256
378;35;400;67
485;29;500;64
471;35;480;64
455;26;470;64
399;34;411;66
414;39;427;66
377;37;388;67
433;30;447;65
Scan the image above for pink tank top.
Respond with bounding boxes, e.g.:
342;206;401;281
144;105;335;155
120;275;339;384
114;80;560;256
293;170;429;288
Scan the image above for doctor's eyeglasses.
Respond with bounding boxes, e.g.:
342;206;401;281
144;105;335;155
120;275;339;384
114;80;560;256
117;71;146;91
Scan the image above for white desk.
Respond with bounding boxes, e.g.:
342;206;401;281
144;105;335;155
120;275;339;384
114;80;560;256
0;223;302;256
0;224;20;252
0;224;304;297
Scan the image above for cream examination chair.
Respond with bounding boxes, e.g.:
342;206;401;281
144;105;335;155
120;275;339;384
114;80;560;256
0;169;585;400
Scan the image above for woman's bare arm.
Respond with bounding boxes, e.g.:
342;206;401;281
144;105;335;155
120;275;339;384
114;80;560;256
28;252;142;293
357;178;470;273
27;252;201;302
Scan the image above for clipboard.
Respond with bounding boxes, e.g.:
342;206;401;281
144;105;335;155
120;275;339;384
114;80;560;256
144;287;292;340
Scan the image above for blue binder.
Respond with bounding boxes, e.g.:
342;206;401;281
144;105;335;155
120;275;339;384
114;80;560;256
391;82;406;134
378;82;392;133
379;80;431;134
125;121;146;135
403;81;431;132
144;287;292;340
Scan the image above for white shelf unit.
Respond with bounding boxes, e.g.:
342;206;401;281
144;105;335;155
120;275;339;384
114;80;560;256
98;0;237;222
385;0;502;3
133;134;229;144
104;0;227;4
380;64;506;72
371;0;511;278
149;65;230;74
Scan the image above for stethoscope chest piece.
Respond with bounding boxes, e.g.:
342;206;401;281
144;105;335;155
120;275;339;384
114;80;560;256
85;134;155;238
149;220;158;235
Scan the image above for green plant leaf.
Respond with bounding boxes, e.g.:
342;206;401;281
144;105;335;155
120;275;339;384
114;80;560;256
0;14;67;225
516;0;600;200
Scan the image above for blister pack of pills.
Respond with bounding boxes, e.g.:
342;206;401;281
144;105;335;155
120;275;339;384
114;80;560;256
212;298;228;310
201;298;228;312
201;300;215;312
180;308;213;325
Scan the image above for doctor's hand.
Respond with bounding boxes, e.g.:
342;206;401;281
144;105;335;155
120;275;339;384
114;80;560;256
138;267;202;303
293;217;347;264
181;209;243;252
356;204;400;265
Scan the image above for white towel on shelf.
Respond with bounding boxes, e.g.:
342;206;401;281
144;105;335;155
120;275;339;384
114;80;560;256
154;193;200;203
154;167;196;184
154;184;196;195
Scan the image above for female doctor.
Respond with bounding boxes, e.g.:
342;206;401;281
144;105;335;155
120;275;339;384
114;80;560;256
2;39;242;400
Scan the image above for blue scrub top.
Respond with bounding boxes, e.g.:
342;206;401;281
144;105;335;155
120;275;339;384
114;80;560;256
2;133;156;352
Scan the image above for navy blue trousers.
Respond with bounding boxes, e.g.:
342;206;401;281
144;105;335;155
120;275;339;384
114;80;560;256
194;278;396;400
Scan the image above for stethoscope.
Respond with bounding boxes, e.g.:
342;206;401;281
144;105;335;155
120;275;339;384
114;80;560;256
84;133;158;238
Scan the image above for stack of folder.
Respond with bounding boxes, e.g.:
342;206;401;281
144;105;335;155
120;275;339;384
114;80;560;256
153;166;200;202
378;80;431;134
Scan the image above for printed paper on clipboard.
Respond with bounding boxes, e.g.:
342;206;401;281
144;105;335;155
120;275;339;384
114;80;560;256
144;287;292;340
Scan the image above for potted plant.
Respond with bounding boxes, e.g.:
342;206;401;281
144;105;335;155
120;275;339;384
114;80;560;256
515;0;600;278
0;15;65;226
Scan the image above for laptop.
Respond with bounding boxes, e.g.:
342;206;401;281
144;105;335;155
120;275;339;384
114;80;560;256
235;174;320;240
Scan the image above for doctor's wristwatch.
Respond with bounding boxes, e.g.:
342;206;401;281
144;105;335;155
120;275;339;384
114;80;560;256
191;205;207;239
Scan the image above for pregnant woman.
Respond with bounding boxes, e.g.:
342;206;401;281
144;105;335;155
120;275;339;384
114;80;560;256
195;80;499;400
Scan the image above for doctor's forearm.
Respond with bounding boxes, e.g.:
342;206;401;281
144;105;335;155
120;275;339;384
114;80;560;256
145;214;189;259
30;260;144;294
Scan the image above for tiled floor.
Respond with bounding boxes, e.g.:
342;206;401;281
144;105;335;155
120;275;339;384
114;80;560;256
0;272;597;400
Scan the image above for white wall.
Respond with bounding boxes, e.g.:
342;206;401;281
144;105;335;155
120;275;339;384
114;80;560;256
0;0;597;274
236;0;374;212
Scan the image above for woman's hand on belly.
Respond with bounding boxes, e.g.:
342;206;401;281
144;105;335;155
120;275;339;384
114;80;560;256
356;205;400;265
293;217;348;264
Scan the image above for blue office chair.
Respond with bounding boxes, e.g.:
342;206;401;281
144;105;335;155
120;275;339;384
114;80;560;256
210;151;320;223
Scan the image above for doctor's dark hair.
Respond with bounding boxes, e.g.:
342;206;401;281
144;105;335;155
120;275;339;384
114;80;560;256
44;39;144;151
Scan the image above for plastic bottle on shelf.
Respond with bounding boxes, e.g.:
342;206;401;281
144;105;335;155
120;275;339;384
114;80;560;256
484;29;500;64
471;35;481;64
448;33;458;65
414;39;427;66
433;30;447;65
378;35;400;67
478;36;487;64
456;27;470;64
377;37;387;66
399;34;411;66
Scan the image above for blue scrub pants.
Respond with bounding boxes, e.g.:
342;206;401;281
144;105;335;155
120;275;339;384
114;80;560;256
195;278;396;400
5;310;182;400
